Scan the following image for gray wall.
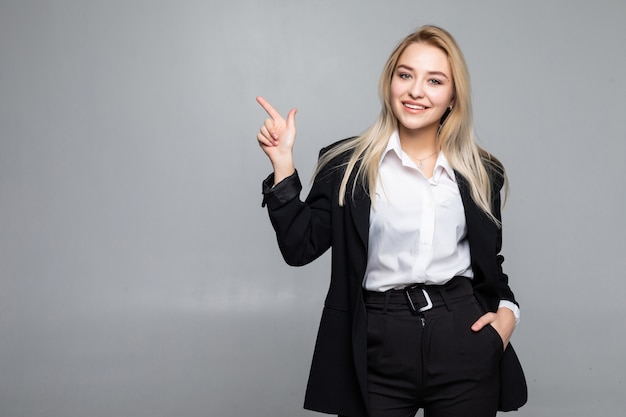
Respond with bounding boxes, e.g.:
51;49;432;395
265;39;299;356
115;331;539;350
1;0;625;416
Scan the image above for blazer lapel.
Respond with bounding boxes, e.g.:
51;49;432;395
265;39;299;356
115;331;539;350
455;171;477;230
457;170;499;238
349;182;370;251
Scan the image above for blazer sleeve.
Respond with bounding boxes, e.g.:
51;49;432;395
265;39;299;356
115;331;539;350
261;150;340;267
489;163;518;307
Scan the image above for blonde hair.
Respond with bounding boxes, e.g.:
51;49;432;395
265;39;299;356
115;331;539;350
314;25;507;224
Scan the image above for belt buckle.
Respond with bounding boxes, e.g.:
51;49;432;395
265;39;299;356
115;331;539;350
404;287;433;316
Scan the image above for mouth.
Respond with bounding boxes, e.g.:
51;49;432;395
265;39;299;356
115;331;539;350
403;102;427;110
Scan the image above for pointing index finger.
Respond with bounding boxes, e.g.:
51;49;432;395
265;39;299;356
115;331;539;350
256;96;282;120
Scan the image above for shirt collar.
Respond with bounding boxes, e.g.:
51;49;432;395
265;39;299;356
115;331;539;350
381;130;456;183
434;152;456;183
381;130;403;163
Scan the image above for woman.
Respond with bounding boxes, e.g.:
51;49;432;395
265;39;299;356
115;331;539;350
256;25;526;417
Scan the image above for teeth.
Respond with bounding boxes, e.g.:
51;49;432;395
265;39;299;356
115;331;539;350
404;103;425;110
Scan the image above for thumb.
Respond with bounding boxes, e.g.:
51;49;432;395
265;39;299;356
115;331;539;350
286;108;298;129
471;312;495;332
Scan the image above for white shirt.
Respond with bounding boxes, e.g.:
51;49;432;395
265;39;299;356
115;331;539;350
364;130;472;291
363;131;520;320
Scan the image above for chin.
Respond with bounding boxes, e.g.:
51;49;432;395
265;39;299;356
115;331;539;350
399;120;440;133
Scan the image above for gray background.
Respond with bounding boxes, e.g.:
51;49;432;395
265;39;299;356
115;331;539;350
1;0;625;416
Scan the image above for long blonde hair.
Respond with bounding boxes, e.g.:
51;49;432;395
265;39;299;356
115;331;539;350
314;25;507;224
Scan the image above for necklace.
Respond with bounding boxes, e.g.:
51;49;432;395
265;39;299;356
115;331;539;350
405;149;439;169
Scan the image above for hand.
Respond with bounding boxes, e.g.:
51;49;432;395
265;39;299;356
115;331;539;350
471;307;516;350
256;96;297;183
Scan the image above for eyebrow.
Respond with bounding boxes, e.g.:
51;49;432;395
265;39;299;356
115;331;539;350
396;64;450;80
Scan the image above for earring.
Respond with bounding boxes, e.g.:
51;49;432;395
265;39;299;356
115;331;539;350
448;105;453;111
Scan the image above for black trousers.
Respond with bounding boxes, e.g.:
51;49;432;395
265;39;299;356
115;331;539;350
360;277;504;417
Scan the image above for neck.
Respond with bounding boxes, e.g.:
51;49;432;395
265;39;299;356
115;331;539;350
398;124;439;157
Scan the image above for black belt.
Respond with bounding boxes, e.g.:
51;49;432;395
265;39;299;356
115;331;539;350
364;276;474;315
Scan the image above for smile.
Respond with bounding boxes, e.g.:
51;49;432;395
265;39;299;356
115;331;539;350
403;103;426;110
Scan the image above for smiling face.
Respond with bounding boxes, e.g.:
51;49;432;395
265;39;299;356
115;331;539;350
390;42;455;141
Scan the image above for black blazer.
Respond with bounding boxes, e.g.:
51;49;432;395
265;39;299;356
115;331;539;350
262;140;527;416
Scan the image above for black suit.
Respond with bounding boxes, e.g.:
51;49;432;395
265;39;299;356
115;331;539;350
262;140;527;416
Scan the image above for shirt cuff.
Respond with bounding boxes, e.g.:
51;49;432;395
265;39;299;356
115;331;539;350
498;300;520;325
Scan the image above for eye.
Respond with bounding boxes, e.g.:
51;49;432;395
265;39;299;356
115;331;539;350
398;72;411;80
428;78;442;85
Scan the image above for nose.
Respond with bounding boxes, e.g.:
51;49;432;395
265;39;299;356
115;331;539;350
408;81;423;99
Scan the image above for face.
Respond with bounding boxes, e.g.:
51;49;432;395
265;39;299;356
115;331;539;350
390;42;455;139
